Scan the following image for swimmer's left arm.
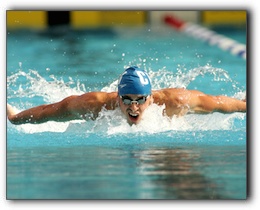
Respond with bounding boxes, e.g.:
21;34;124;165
189;91;246;114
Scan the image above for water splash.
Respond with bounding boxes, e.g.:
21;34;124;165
7;69;86;107
81;104;245;136
148;64;235;90
7;66;246;134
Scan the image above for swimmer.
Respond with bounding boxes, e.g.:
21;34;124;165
7;66;246;125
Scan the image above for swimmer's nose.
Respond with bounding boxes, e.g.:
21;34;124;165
129;102;139;111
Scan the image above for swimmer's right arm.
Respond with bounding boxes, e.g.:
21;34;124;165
7;92;118;125
7;96;85;125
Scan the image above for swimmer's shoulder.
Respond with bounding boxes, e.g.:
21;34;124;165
74;91;118;110
78;91;117;99
152;88;195;105
152;88;187;96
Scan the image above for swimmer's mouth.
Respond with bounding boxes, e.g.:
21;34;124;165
128;113;139;121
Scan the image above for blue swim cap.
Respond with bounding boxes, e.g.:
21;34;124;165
118;66;152;96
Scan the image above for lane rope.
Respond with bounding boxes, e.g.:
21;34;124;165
164;15;246;60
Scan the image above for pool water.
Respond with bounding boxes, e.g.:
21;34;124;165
7;25;247;199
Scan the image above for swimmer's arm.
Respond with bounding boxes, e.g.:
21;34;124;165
7;92;117;125
7;96;84;125
189;91;247;114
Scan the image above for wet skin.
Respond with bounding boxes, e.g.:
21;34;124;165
118;94;153;125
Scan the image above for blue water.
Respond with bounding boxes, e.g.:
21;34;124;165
7;25;247;199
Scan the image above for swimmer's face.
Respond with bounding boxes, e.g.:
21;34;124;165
118;94;153;125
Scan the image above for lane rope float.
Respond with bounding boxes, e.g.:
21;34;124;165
164;15;246;60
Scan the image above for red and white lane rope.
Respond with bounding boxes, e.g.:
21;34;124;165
164;15;246;60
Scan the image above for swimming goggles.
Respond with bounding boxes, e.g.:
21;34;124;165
120;95;149;105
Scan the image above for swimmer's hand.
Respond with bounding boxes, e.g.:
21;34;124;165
7;103;17;119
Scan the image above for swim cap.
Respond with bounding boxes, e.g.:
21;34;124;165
118;66;152;96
